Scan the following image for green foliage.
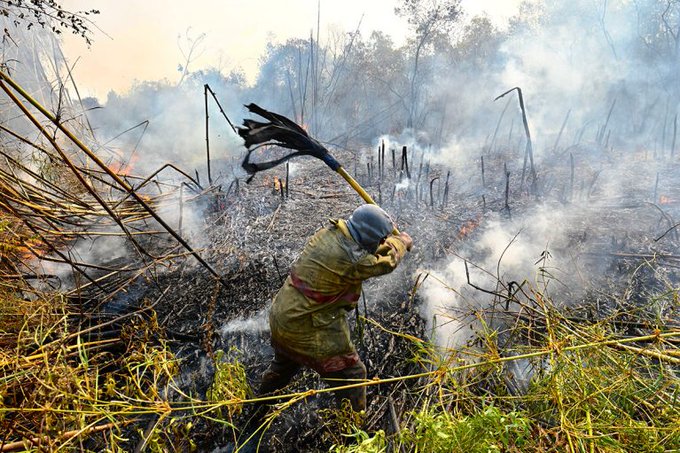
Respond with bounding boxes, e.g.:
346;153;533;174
399;405;530;453
321;399;367;447
333;280;679;453
206;349;250;418
330;429;388;453
330;405;530;453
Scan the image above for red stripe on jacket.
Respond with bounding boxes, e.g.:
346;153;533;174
289;271;360;304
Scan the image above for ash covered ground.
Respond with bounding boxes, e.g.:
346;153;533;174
82;142;679;451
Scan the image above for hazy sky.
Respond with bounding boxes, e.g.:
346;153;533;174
61;1;522;99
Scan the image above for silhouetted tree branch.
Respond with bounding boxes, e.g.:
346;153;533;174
0;0;99;44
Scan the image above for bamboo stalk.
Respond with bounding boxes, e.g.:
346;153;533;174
204;84;238;132
490;97;511;153
495;87;536;193
441;170;450;210
204;84;212;185
377;144;381;182
381;140;385;180
0;70;228;287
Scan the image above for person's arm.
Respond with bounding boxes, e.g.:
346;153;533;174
351;232;412;279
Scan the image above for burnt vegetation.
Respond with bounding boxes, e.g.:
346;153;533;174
0;0;679;452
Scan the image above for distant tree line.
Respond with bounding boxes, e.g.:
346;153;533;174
69;0;680;158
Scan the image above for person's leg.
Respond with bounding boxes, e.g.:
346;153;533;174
240;351;302;449
320;359;367;412
258;350;302;396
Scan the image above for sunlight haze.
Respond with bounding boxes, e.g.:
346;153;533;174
61;0;522;99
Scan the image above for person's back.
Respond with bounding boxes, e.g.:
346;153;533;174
259;205;413;412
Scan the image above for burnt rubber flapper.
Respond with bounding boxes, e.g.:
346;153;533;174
238;103;339;182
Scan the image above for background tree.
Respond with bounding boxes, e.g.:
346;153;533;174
396;0;462;128
0;0;98;44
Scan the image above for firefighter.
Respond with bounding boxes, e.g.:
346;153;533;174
258;204;413;412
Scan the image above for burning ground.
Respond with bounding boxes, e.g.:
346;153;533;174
1;0;680;451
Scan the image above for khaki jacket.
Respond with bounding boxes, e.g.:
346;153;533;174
270;219;408;372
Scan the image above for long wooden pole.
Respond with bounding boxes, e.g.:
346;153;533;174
336;167;399;234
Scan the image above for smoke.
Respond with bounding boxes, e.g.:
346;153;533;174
219;307;270;335
420;205;577;349
5;0;677;352
83;75;246;181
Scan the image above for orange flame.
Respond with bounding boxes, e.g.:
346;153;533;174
457;218;480;239
109;154;140;176
273;176;286;193
17;237;45;261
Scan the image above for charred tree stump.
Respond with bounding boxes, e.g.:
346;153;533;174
504;163;511;217
401;146;411;179
285;162;290;198
442;170;450;210
481;155;486;188
377;144;381;182
429;177;439;208
391;148;396;175
381;141;385;180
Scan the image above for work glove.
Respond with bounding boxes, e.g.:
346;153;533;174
398;231;413;251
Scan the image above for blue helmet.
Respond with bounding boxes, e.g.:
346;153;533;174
346;204;394;252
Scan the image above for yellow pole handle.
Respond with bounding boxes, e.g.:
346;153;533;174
336;166;400;235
